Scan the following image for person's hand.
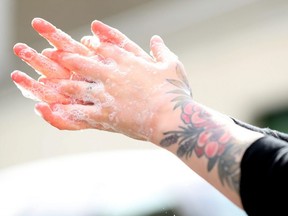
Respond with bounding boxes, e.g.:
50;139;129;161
12;18;91;103
12;18;192;143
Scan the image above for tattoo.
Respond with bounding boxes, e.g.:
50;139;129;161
160;65;243;192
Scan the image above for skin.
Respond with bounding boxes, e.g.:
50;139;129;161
12;18;263;208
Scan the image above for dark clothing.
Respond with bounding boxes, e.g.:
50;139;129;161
240;136;288;216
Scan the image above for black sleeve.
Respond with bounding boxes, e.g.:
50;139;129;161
240;136;288;216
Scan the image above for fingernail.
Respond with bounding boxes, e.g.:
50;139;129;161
14;43;36;61
32;17;55;33
11;70;21;81
13;43;27;55
151;35;164;43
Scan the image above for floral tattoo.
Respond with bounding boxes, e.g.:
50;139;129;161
160;65;244;192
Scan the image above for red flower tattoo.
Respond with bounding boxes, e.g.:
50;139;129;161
160;64;245;192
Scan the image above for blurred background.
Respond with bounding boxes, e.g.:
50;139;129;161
0;0;288;215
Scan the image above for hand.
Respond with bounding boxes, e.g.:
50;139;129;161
12;18;192;143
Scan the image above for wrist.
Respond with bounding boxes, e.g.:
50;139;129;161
150;100;235;146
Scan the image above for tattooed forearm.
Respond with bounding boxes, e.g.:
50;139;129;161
160;64;244;193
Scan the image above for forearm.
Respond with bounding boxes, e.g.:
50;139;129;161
151;99;263;208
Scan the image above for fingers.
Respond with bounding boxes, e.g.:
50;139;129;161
150;35;177;63
43;50;115;81
89;42;135;64
12;70;116;131
13;43;70;79
42;79;114;106
81;36;126;62
91;20;151;60
35;103;91;130
31;17;150;62
14;70;113;106
81;37;143;67
81;35;100;51
11;70;70;104
31;17;91;56
35;102;112;131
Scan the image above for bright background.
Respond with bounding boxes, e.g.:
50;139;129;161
0;0;288;215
